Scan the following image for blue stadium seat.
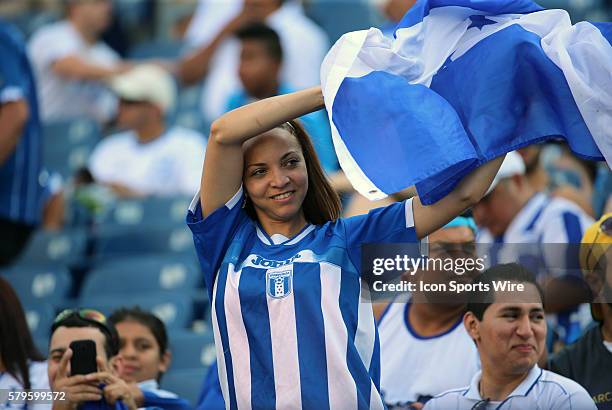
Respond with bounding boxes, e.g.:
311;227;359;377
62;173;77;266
92;224;195;259
98;196;192;227
81;254;201;297
128;39;184;59
160;368;209;408
169;330;216;371
15;228;88;266
23;303;56;340
1;267;72;307
304;0;376;43
83;292;194;329
42;119;100;178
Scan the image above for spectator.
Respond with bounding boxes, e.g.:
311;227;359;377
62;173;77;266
378;217;481;409
0;19;43;266
180;0;329;123
88;64;206;197
424;263;596;410
227;22;337;173
28;0;128;125
0;277;49;409
549;214;612;409
48;309;137;410
108;307;190;410
373;0;416;37
473;151;594;345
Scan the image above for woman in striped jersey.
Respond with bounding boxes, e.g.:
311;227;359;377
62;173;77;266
187;86;504;409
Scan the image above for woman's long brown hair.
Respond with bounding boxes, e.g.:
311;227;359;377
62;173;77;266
244;119;341;225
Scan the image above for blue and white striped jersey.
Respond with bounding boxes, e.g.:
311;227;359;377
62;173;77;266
187;187;419;410
0;20;42;226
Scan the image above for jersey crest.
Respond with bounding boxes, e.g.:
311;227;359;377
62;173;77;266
266;265;293;299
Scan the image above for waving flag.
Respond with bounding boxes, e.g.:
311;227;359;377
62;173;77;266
321;0;612;204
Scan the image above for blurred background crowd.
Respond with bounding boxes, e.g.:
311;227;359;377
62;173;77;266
0;0;611;408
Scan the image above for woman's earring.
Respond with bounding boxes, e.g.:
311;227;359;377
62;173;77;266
242;196;247;209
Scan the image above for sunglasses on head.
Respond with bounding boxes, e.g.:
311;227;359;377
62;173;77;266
53;308;108;326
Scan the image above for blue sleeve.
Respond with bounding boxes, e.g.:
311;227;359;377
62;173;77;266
142;391;191;410
196;362;225;410
343;198;419;273
0;33;26;100
186;188;248;297
298;111;338;173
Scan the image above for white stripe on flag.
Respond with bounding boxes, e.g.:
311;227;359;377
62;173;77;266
225;264;252;410
320;262;358;409
267;274;302;409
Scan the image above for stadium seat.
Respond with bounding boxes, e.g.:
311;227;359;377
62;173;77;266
1;267;72;307
160;368;209;407
92;224;195;259
15;228;88;266
304;0;376;43
81;254;201;297
169;330;216;371
128;39;184;59
42;119;100;178
83;292;194;329
98;196;192;227
23;302;56;340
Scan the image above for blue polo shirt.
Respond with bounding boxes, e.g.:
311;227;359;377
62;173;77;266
0;20;42;226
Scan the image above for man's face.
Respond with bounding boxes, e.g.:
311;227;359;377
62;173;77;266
47;326;108;385
72;0;113;35
116;100;155;130
472;180;518;237
467;283;546;376
239;39;281;98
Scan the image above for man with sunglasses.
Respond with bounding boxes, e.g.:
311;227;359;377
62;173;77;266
550;214;612;409
49;309;192;410
424;263;595;410
48;309;137;410
87;64;206;197
378;217;481;409
473;151;594;346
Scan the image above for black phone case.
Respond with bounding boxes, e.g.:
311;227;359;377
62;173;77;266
69;339;98;375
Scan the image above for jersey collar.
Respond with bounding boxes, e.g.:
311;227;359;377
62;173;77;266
256;223;315;246
464;365;542;401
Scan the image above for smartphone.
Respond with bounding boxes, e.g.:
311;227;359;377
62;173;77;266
69;339;97;375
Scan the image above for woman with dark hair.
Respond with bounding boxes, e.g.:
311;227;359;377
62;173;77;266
108;307;190;410
187;86;505;408
0;277;49;409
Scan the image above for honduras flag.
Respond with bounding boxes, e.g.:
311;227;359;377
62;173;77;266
321;0;612;204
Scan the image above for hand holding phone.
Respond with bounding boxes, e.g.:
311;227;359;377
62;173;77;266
69;339;98;376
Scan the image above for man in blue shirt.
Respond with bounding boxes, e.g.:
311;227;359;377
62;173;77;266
0;20;43;266
225;22;338;173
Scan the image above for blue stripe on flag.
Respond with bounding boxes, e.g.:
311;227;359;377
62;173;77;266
239;267;276;409
214;266;239;410
332;71;478;198
294;263;330;409
397;0;543;30
592;22;612;46
430;24;603;158
340;273;371;410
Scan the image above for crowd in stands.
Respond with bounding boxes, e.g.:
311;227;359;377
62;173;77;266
1;0;611;409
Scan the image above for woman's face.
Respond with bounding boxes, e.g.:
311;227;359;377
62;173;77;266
243;129;308;229
115;321;169;383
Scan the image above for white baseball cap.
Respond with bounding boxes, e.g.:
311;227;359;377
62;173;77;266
109;64;176;114
485;151;526;195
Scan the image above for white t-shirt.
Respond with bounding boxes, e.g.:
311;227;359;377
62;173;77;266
0;361;51;410
424;366;596;410
378;302;480;406
28;20;119;124
185;0;329;123
89;126;206;196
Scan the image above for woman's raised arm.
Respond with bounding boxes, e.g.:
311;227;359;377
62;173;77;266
200;86;325;217
412;155;505;239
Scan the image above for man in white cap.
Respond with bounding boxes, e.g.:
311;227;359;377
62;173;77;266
88;65;206;197
473;151;594;346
